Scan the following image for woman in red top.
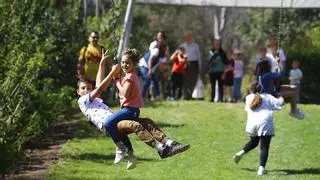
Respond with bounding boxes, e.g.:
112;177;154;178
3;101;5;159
168;47;188;100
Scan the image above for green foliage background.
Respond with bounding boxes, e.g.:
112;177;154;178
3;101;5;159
0;0;320;175
0;0;85;173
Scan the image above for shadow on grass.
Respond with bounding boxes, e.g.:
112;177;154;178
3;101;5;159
156;122;185;128
241;167;320;175
65;153;158;164
270;168;320;175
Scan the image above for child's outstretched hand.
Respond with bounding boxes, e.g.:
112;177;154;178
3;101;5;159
101;50;109;64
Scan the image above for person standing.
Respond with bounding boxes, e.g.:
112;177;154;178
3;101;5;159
139;44;168;100
168;47;188;100
266;36;286;72
179;31;201;100
232;49;244;102
207;39;227;102
222;49;234;102
77;31;106;82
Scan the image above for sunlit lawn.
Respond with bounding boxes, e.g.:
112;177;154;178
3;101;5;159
47;101;320;180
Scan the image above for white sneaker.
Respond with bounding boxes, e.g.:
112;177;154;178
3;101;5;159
114;147;128;164
233;154;242;164
257;166;266;176
126;155;137;170
290;109;305;119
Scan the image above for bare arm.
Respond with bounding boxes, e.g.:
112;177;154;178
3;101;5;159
95;50;109;88
170;51;178;61
90;64;120;100
116;79;133;98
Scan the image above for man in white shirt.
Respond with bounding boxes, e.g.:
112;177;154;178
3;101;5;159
179;31;201;100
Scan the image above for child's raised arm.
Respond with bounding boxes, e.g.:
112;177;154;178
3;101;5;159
96;50;109;88
266;94;284;111
170;50;178;61
90;64;120;101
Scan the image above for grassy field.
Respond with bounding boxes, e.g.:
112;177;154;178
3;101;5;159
47;101;320;180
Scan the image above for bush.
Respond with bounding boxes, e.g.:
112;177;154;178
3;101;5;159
0;0;84;174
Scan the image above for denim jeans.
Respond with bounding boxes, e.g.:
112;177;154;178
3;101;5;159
232;77;242;101
104;107;140;150
140;67;160;98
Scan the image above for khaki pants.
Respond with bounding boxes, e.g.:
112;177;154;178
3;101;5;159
116;118;167;144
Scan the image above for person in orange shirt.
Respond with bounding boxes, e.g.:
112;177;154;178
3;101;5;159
168;47;188;100
77;31;107;82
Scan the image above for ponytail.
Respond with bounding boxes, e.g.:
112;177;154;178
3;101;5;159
250;94;263;110
249;81;263;110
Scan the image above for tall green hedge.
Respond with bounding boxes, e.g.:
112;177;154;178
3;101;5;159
0;0;85;174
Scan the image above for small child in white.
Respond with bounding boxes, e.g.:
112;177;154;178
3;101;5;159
233;81;284;176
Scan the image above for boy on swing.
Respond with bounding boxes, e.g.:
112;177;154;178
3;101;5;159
77;50;190;169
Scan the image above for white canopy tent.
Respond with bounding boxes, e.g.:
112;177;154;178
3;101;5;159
116;0;320;58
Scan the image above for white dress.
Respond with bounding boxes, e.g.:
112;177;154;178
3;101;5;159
245;93;284;136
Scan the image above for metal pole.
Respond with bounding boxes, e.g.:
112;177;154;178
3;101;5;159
116;0;134;59
278;0;284;50
122;4;133;49
95;0;99;17
83;0;87;28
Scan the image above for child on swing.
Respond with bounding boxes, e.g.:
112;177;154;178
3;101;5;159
103;49;144;163
233;81;285;176
77;50;190;169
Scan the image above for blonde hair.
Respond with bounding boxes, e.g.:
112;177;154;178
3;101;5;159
122;48;141;66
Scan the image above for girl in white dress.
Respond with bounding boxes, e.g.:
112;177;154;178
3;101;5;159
233;81;284;176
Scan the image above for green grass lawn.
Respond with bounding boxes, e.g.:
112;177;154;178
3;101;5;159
47;101;320;180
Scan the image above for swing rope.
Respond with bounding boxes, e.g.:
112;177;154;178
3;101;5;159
277;0;284;50
109;0;120;64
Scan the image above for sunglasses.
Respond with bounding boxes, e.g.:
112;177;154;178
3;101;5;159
91;36;99;39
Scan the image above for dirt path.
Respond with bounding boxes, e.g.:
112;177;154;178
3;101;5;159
5;114;81;180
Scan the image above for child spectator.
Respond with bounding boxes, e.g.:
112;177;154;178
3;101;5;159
232;49;244;102
289;60;303;103
168;47;188;100
233;81;285;176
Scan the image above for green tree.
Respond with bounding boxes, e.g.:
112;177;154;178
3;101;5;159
0;0;85;174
